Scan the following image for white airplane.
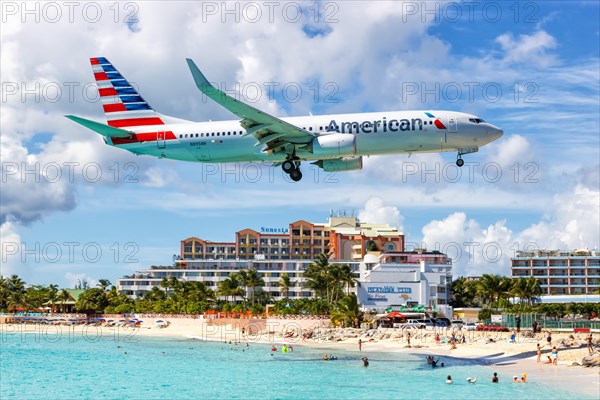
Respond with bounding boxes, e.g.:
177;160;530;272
67;57;503;181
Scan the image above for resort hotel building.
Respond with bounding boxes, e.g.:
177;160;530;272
510;249;600;295
116;213;453;310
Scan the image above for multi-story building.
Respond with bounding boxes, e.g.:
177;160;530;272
179;213;404;262
357;249;453;310
118;258;360;300
116;214;455;307
117;249;453;308
511;249;600;295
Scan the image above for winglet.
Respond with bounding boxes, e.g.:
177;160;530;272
186;58;213;94
66;115;133;138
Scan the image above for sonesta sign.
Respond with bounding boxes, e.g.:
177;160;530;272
260;227;289;234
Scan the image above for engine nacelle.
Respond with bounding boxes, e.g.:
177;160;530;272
310;133;356;159
316;156;363;172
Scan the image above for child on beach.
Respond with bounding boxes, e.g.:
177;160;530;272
536;343;542;363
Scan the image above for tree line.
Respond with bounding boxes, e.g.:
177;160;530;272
0;255;361;326
451;274;599;320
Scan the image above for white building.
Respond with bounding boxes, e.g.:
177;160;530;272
357;250;453;311
511;249;600;295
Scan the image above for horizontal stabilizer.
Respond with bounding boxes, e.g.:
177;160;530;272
65;115;134;138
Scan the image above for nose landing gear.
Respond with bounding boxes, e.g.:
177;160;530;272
456;146;479;167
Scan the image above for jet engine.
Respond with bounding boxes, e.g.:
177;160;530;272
314;156;363;172
310;133;356;158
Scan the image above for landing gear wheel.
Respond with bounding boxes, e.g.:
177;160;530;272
456;158;464;167
289;168;303;182
282;160;294;173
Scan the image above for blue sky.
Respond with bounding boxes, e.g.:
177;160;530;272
1;1;598;287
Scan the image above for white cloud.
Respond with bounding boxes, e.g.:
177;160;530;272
486;134;533;169
420;185;600;277
495;30;557;67
64;272;99;290
358;196;404;231
0;222;22;277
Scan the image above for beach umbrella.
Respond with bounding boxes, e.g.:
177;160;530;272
386;311;405;318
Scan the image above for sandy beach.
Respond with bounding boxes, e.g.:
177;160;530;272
5;317;599;397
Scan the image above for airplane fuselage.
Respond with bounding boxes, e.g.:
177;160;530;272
111;110;503;163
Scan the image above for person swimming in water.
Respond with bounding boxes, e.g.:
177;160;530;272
431;358;440;368
362;357;369;367
492;372;498;383
446;375;452;384
466;376;478;384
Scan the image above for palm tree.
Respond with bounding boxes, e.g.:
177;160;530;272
450;277;477;307
330;294;360;327
524;276;542;305
477;274;511;309
217;275;243;304
304;254;331;300
97;279;112;291
339;264;357;296
238;269;265;305
278;273;291;298
47;284;59;312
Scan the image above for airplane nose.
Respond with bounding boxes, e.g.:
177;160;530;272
487;126;503;141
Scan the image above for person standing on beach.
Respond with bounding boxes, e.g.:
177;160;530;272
358;339;362;351
536;343;542;363
551;346;558;365
515;315;521;333
587;333;593;354
406;332;411;347
546;332;552;345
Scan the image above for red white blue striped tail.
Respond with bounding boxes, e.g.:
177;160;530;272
90;57;165;128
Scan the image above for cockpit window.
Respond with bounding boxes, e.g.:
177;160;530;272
468;118;485;124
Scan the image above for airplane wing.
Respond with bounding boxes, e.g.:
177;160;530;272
186;59;315;154
65;115;134;138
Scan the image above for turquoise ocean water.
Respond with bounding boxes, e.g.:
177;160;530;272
0;329;593;399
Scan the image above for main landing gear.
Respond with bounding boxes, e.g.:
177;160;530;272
282;158;302;181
